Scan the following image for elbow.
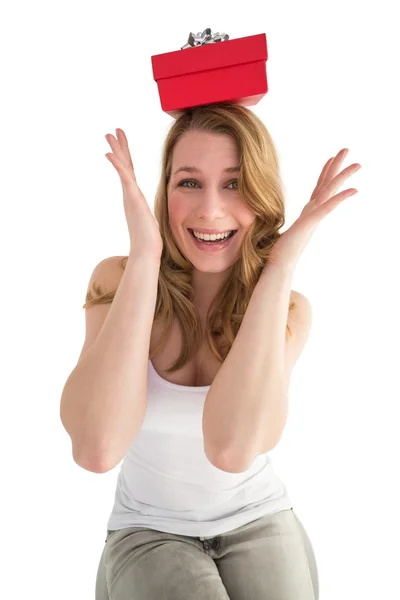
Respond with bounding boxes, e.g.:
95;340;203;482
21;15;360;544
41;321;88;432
207;436;283;474
72;445;114;474
206;447;254;474
216;459;251;474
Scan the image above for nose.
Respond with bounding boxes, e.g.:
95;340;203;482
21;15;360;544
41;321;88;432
195;190;228;221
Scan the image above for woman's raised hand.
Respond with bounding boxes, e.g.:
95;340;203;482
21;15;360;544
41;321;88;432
105;128;163;260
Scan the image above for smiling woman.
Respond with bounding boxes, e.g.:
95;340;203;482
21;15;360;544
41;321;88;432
166;129;254;279
84;102;295;377
73;102;322;600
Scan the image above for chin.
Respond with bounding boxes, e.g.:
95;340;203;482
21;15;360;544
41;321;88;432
192;263;233;273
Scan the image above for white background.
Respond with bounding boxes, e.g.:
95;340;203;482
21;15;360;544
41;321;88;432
1;1;399;599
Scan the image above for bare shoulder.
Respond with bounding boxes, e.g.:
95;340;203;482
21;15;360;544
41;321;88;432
280;290;313;387
89;255;126;291
290;289;312;310
288;289;313;336
83;256;127;309
77;256;128;365
94;255;126;276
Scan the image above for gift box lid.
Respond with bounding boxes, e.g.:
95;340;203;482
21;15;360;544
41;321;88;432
152;33;267;81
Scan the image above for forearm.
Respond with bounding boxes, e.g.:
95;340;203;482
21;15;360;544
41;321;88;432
60;254;161;472
202;262;294;472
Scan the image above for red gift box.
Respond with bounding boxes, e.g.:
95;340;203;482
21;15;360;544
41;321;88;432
151;33;268;118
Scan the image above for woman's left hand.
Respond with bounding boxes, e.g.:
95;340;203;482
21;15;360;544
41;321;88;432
267;148;361;270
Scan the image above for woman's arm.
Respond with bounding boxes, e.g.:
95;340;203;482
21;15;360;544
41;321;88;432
202;262;312;473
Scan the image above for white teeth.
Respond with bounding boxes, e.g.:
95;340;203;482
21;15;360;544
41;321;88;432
193;230;233;241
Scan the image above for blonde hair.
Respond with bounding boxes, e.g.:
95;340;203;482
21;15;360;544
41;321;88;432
84;102;295;373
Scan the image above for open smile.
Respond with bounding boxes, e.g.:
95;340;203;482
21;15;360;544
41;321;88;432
187;229;238;252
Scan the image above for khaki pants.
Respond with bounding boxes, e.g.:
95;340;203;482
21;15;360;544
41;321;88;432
96;508;319;599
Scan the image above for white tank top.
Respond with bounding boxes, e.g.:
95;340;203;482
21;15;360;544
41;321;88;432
106;360;292;537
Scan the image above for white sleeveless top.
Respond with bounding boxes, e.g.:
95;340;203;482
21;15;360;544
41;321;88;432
106;360;293;537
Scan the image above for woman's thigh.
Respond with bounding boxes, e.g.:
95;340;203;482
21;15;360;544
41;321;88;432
216;508;319;600
96;526;230;600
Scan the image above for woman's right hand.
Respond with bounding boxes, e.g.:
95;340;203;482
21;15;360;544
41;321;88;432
105;128;163;260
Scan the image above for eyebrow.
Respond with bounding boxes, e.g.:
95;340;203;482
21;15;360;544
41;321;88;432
173;166;240;176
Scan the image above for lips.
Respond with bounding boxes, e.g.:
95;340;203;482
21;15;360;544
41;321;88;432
187;229;237;242
186;228;239;254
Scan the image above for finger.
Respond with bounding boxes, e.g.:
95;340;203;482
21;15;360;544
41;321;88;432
328;187;358;205
312;148;348;200
324;148;348;183
316;158;335;189
310;158;335;200
105;152;135;186
105;133;131;170
312;188;358;220
315;163;360;206
116;128;134;169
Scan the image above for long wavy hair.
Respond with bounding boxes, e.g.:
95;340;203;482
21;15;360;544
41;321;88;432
84;102;296;374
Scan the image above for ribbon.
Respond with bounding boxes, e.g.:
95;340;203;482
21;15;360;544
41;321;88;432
181;28;229;50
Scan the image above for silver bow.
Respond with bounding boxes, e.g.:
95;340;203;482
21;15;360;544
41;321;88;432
181;28;229;50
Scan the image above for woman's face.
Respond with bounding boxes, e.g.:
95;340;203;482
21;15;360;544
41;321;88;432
167;130;256;273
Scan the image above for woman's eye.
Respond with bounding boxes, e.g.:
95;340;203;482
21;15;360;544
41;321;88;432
179;179;238;189
179;179;198;188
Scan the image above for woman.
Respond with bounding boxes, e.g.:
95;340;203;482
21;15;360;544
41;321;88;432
62;103;360;599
